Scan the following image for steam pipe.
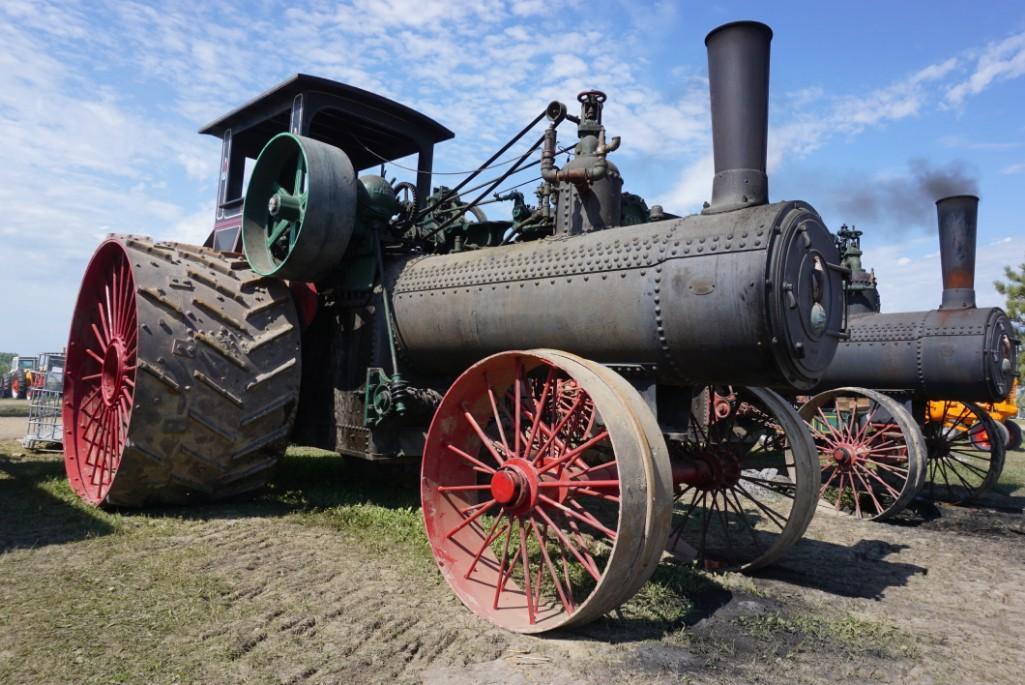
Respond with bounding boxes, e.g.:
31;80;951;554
936;194;979;310
540;126;614;185
704;21;772;214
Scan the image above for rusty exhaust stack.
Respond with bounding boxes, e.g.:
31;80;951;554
936;194;979;310
704;21;772;214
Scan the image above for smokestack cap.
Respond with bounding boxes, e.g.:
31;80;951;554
936;194;979;310
705;20;774;46
703;21;773;214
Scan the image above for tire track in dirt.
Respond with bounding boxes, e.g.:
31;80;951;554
167;518;545;685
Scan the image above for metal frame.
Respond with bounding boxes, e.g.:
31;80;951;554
22;387;63;451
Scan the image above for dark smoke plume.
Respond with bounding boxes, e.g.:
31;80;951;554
835;158;978;230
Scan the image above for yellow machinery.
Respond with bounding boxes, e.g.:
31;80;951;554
928;378;1021;451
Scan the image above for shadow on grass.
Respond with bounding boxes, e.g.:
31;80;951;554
136;447;422;523
570;564;736;643
0;455;117;552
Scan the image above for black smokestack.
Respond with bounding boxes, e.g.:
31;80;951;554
936;194;979;310
704;20;772;214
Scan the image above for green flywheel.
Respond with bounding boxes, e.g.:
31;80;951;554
242;132;357;281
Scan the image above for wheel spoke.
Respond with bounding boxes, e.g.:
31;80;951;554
530;519;573;616
444;442;497;474
484;376;510;457
733;482;788;530
537;479;619;489
524;366;557;460
462;408;507;467
464;515;508;579
492;518;517;609
445;499;497;539
539;494;616;540
529;394;585;465
518;523;535;624
438;484;492;493
536;430;610;475
533;506;602;582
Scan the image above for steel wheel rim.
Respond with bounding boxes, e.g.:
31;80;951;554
800;388;925;521
1005;420;1022;452
63;241;138;504
922;401;1005;504
538;349;673;612
667;386;817;571
421;351;651;633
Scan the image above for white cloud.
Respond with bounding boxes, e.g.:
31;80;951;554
658;39;1015;214
1002;162;1025;175
835;58;958;131
511;0;545;17
548;54;589;80
653;153;713;213
946;31;1025;106
164;202;217;246
867;233;1025;312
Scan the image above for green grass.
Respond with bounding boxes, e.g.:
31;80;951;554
732;611;918;659
996;446;1025;497
265;446;431;563
0;540;232;685
0;398;29;416
676;608;919;669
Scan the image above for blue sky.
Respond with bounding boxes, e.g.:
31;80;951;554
1;0;1024;354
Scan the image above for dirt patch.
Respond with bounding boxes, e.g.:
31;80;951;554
0;416;26;440
1;447;1024;684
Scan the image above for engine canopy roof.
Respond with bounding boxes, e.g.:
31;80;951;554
199;74;454;169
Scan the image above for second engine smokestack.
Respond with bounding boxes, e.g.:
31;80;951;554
936;194;978;310
704;21;772;214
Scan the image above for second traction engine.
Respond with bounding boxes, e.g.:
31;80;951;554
816;195;1017;402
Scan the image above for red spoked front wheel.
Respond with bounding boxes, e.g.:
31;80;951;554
422;350;666;633
800;388;926;521
64;242;138;503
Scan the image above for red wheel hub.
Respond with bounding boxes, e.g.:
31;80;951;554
490;470;522;505
674;446;742;491
832;445;854;464
489;457;538;514
100;341;126;405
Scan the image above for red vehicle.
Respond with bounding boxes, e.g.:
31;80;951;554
5;356;38;399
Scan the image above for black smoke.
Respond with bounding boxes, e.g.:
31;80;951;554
835;159;979;230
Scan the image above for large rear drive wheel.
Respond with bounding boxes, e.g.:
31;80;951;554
800;388;926;521
63;236;302;506
421;350;670;633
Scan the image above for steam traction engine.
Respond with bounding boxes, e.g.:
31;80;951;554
799;195;1018;520
62;22;847;632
